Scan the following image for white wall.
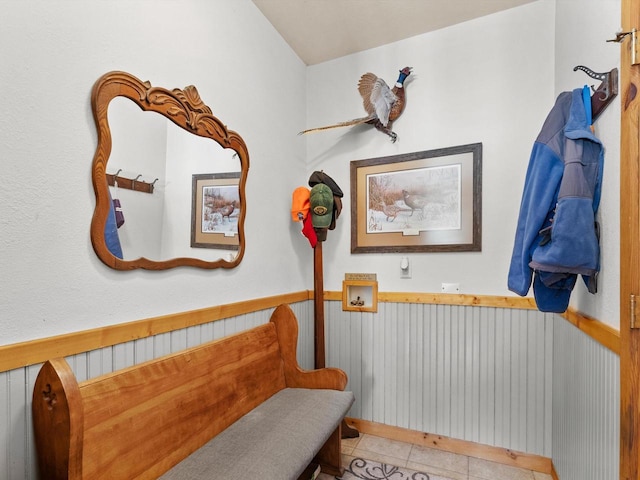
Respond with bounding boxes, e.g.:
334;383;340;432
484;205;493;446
0;0;619;339
305;0;621;329
305;1;557;297
554;0;621;328
0;0;310;345
0;0;623;477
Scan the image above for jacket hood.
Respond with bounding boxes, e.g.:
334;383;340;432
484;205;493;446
564;88;601;144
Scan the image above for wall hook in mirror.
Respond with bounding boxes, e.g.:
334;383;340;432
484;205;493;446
113;169;122;188
106;171;156;195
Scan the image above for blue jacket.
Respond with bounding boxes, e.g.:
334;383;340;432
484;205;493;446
508;88;604;313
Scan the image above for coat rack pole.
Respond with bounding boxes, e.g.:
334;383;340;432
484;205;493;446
313;238;359;438
313;241;326;369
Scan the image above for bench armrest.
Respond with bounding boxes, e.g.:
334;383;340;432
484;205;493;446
32;358;84;480
270;304;348;390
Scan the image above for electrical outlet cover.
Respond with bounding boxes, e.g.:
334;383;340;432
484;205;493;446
441;283;460;293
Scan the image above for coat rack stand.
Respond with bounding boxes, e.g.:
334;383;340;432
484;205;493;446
313;240;359;438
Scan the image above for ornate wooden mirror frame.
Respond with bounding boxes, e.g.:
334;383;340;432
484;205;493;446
90;71;249;270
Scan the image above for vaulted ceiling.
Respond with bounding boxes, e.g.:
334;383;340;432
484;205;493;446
252;0;538;65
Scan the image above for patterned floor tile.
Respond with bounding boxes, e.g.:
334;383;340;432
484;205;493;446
355;434;413;462
408;444;469;475
316;432;549;480
469;457;535;480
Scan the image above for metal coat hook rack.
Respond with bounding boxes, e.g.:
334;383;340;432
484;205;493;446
107;169;158;194
573;65;618;122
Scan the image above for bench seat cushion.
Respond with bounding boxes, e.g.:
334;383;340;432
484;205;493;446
159;388;355;480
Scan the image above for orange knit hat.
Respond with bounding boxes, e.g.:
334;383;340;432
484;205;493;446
291;186;311;222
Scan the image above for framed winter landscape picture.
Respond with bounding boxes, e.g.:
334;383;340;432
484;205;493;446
350;143;482;253
191;173;241;250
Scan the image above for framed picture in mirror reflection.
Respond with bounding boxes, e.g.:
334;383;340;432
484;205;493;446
191;173;241;250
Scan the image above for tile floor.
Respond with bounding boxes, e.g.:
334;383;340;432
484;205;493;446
317;433;554;480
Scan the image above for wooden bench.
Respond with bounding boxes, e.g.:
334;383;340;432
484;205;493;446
32;304;354;479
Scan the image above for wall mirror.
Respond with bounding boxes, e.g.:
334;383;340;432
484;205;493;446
90;71;249;270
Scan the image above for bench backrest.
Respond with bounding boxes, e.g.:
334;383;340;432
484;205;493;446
34;320;287;479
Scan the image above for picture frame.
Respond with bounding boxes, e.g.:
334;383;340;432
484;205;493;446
191;173;241;250
350;143;482;253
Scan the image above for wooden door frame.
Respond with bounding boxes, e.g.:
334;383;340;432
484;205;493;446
620;0;640;478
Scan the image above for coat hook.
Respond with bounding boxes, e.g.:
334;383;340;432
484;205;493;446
573;65;614;101
114;168;122;178
573;65;618;122
607;30;633;43
607;28;639;65
573;65;608;82
151;178;159;186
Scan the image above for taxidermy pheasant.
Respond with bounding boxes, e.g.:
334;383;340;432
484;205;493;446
299;67;412;143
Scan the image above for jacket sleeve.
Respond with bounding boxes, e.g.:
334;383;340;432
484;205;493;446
508;142;564;296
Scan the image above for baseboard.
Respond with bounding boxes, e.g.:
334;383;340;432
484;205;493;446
345;417;555;475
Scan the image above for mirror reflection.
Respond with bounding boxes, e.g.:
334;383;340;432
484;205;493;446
90;71;249;270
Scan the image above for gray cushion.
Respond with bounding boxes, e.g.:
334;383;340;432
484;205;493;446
159;388;355;480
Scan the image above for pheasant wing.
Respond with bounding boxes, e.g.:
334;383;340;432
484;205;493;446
358;72;397;126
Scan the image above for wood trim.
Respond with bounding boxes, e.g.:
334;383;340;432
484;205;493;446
330;291;620;355
561;308;620;355
0;291;310;373
325;290;538;309
345;417;554;475
2;291;535;374
2;290;620;373
384;294;620;358
620;1;640;478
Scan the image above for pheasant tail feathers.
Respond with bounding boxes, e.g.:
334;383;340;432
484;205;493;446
298;116;372;135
